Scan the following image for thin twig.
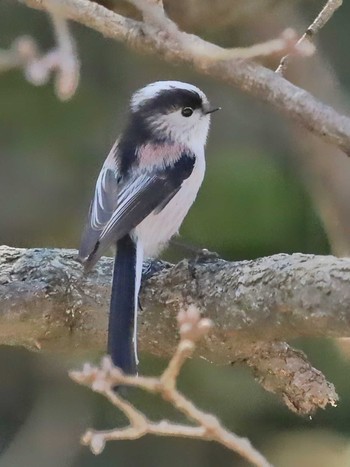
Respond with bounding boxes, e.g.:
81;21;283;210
1;0;79;100
70;308;271;467
46;0;80;100
128;0;308;61
23;0;350;155
276;0;343;74
0;36;37;73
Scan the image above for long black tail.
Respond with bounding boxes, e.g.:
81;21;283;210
108;234;142;374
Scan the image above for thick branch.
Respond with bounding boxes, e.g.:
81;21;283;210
24;0;350;154
1;245;350;355
0;245;340;413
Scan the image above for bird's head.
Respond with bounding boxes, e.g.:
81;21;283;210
129;81;219;151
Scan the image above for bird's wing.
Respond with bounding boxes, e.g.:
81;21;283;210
79;148;119;262
81;151;195;270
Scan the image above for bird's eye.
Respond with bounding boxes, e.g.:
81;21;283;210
181;107;194;117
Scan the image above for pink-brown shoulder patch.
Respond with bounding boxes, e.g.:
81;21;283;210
137;143;184;169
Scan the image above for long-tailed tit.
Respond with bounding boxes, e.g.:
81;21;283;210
79;81;219;374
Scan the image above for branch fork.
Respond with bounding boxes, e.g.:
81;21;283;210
70;306;271;467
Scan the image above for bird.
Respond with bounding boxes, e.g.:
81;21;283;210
79;80;219;375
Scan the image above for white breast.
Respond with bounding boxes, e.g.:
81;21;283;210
134;152;205;258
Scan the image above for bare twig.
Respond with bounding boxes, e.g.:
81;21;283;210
276;0;343;74
23;0;350;155
128;0;309;61
70;308;271;467
127;0;171;30
214;29;313;61
46;0;80;100
0;36;38;74
1;0;79;100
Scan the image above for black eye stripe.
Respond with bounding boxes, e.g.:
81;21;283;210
137;89;203;115
181;107;194;117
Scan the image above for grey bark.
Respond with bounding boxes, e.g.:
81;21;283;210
1;245;350;356
0;245;341;414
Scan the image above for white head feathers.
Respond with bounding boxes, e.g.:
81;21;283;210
128;81;212;151
130;81;209;112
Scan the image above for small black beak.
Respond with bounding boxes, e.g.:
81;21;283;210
205;107;221;115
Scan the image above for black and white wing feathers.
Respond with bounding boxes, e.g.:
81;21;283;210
79;151;195;271
79;153;119;262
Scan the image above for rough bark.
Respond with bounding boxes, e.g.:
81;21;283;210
0;245;341;414
1;244;350;355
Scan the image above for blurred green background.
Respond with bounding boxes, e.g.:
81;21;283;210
2;0;350;466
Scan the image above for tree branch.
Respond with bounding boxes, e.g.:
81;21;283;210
0;245;340;414
3;245;350;351
276;0;343;74
23;0;350;154
70;309;272;467
245;341;337;414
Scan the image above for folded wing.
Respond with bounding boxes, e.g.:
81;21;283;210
79;151;195;271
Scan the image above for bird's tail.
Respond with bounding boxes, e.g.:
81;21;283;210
108;234;143;374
